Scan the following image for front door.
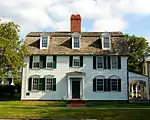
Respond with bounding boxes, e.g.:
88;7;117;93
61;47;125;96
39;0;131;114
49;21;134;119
72;80;80;99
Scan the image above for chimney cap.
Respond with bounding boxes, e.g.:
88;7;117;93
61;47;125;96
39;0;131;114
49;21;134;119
70;14;81;20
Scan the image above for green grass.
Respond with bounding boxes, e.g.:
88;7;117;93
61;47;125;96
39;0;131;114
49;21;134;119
0;101;67;107
86;102;150;108
0;107;150;120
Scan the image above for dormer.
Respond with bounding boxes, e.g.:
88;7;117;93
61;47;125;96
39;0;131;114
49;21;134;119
71;32;81;49
40;33;49;49
101;32;111;50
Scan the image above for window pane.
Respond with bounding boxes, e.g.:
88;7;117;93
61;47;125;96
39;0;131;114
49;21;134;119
104;37;109;48
34;62;39;68
111;79;118;91
74;37;79;48
46;79;53;90
97;79;104;91
47;62;53;68
73;59;80;67
32;78;39;90
97;56;103;68
112;56;117;68
42;37;48;47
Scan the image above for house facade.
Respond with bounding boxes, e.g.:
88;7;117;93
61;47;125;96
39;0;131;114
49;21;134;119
21;14;129;101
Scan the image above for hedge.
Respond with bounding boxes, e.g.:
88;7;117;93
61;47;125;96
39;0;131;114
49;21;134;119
0;85;15;96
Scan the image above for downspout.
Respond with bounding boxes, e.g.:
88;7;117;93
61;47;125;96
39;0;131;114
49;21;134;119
147;62;150;102
127;57;129;102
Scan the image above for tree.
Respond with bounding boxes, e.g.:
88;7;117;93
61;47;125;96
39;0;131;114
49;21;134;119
126;34;150;73
0;21;28;79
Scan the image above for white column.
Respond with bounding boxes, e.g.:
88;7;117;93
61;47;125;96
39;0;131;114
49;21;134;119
131;84;134;97
136;85;138;98
1;80;4;85
68;77;71;100
82;76;84;100
10;78;14;85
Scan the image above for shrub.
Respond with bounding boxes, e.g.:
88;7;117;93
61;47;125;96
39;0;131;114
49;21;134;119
0;85;15;96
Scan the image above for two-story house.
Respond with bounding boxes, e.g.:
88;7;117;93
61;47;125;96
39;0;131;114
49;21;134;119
21;14;129;101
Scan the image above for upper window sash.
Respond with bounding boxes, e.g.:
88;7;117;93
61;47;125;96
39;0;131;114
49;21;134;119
74;37;80;48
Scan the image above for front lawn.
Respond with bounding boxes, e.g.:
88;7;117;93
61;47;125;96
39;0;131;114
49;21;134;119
86;102;150;108
0;101;67;107
0;107;150;120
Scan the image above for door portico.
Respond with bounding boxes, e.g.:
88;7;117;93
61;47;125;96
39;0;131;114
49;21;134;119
66;71;85;100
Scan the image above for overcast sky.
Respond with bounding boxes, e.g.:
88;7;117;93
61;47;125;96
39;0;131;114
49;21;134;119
1;0;150;42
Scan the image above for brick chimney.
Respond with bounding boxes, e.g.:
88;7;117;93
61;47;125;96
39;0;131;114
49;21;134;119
70;14;81;32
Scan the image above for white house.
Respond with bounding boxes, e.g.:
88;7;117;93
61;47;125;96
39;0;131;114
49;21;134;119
21;14;129;101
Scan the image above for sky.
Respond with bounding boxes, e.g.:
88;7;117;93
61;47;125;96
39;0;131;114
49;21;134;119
1;0;150;42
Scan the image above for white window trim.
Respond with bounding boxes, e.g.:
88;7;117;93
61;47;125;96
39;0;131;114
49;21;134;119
45;77;53;91
32;56;40;69
40;36;49;49
73;56;80;67
71;32;81;49
46;56;53;69
31;77;39;91
111;56;118;69
96;78;104;92
101;33;111;50
110;79;118;91
96;56;104;69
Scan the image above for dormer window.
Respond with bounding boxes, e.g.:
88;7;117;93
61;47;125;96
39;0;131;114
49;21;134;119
71;32;81;49
101;32;111;50
40;36;49;49
74;37;80;48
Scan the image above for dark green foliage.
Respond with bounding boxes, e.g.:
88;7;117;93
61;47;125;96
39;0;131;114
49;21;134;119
126;34;150;72
0;85;15;96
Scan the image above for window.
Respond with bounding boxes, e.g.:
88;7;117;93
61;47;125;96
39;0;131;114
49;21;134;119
101;32;111;50
32;78;39;90
96;79;104;91
42;36;48;48
45;78;53;90
103;36;110;48
111;56;118;68
97;56;103;68
111;79;118;91
73;56;80;67
33;56;40;68
74;37;80;48
46;56;53;68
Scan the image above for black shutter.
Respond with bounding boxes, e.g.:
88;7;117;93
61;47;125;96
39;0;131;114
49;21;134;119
53;78;56;91
118;79;121;92
107;79;111;91
108;56;111;69
29;56;33;68
93;78;96;92
28;78;32;91
104;79;107;91
80;56;83;67
53;55;57;68
104;56;106;69
118;56;121;69
93;56;96;69
40;56;44;68
43;56;46;68
69;56;73;67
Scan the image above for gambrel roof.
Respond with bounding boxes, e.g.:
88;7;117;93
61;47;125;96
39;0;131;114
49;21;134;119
25;32;128;55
